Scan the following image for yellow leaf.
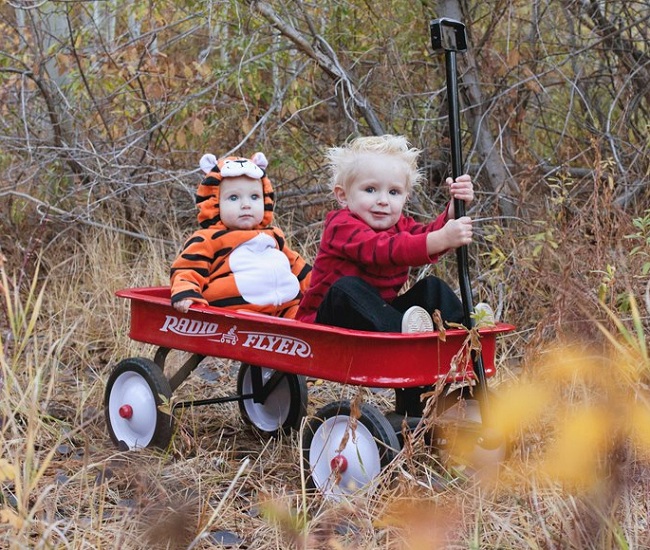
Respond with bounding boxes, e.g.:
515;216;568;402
194;62;211;79
0;459;16;482
241;117;253;135
176;129;187;148
286;98;298;116
192;117;205;136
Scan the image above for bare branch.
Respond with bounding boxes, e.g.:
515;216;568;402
248;0;386;135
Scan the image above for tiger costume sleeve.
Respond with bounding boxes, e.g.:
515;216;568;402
169;229;213;306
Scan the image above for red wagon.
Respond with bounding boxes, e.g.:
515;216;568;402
105;286;514;497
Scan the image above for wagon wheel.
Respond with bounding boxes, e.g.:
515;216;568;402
104;357;173;450
302;400;400;499
236;363;307;436
433;386;508;476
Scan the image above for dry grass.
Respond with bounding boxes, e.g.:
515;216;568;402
1;196;649;549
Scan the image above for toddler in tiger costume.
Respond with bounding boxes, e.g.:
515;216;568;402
170;152;311;318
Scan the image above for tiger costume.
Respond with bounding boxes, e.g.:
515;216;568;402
170;152;311;318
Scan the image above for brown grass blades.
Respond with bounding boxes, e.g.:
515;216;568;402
0;225;649;548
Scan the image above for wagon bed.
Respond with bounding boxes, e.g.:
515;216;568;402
118;286;515;388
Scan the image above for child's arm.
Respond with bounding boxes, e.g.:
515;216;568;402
322;210;441;268
170;231;211;309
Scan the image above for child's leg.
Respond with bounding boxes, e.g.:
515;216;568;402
391;276;464;325
315;276;402;332
391;276;463;417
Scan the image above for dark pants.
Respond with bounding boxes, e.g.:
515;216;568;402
315;276;464;333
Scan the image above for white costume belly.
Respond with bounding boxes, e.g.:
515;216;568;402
229;233;300;306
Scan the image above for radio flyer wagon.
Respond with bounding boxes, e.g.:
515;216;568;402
104;18;515;498
104;287;514;497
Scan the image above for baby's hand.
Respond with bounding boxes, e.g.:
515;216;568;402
443;216;473;248
173;299;194;313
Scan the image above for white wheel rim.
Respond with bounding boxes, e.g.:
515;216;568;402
241;368;291;432
439;398;506;472
309;415;383;498
108;371;158;448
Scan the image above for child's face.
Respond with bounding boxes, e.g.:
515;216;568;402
219;176;265;230
334;153;409;230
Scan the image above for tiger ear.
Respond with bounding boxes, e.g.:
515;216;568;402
251;152;268;170
199;153;218;174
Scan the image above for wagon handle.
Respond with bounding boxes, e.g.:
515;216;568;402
430;18;490;399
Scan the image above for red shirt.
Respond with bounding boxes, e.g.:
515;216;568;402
296;207;449;322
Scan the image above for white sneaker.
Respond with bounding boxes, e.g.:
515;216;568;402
401;306;434;333
473;302;496;326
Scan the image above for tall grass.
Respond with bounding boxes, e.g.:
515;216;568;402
1;221;649;548
1;262;91;547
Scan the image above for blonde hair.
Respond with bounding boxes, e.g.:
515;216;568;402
326;134;425;193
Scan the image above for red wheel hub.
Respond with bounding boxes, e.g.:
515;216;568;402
119;404;133;419
330;454;348;473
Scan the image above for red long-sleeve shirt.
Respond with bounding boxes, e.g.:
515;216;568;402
296;207;449;323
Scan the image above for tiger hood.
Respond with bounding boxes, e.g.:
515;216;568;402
195;152;274;230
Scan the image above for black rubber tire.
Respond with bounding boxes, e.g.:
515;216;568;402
104;357;173;450
236;363;308;436
302;400;400;498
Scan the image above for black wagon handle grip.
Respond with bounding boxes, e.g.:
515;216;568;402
430;18;467;53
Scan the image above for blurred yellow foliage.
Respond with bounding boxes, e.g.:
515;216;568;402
540;406;612;487
374;497;458;550
491;382;552;436
537;345;603;385
492;333;650;491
